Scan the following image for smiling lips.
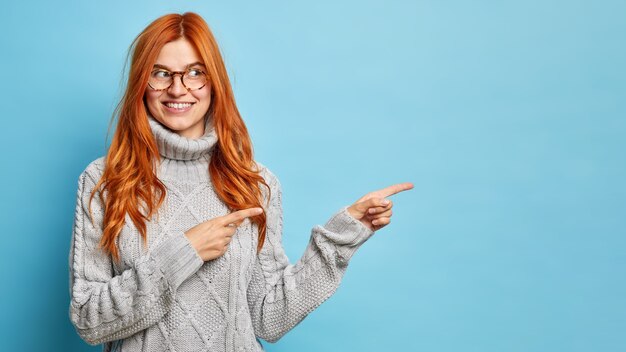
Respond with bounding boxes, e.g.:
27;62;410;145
162;102;195;112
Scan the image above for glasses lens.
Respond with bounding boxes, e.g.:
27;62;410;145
183;69;207;90
149;70;172;90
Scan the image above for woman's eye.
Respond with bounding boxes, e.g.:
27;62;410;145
188;69;202;77
153;70;170;78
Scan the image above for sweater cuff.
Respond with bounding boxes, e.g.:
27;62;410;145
323;206;375;247
151;232;204;292
319;206;375;265
324;206;374;246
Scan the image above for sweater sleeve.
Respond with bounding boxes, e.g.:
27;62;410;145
68;159;204;345
246;166;375;343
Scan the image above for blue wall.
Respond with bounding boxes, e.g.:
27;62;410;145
0;0;624;351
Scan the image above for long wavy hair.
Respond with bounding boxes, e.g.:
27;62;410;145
88;12;270;263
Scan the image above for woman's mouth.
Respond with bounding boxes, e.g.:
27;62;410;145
162;102;194;113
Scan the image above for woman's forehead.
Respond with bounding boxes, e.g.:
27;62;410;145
154;38;204;70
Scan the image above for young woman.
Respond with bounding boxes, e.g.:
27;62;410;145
68;12;413;352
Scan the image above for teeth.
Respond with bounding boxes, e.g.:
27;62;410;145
165;102;193;109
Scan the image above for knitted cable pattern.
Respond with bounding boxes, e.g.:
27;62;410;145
68;117;375;351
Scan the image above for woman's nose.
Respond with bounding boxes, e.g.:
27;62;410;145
167;75;187;96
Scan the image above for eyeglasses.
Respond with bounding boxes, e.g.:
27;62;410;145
147;68;208;91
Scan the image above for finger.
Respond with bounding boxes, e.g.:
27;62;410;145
369;208;392;219
220;207;263;227
372;217;390;226
367;200;393;215
224;222;241;234
356;197;390;213
373;182;414;198
224;216;249;231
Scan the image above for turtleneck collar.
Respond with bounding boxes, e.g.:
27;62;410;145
147;113;218;161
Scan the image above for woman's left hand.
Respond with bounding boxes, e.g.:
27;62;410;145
346;182;414;232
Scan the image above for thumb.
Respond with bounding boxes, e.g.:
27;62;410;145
354;197;389;215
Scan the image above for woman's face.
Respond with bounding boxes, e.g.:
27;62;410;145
144;38;212;139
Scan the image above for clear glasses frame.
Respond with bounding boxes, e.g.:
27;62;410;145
147;68;208;91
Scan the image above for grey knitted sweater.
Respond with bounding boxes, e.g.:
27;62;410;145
68;114;375;351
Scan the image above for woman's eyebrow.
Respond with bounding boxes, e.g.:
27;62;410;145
153;62;206;70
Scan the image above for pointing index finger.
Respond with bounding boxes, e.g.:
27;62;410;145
220;207;263;226
376;182;414;198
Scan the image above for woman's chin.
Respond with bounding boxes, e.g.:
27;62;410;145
159;115;205;138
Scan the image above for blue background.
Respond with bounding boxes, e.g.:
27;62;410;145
1;0;624;351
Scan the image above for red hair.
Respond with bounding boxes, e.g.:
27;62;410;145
88;12;270;263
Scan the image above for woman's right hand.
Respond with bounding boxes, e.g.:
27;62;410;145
184;207;264;261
